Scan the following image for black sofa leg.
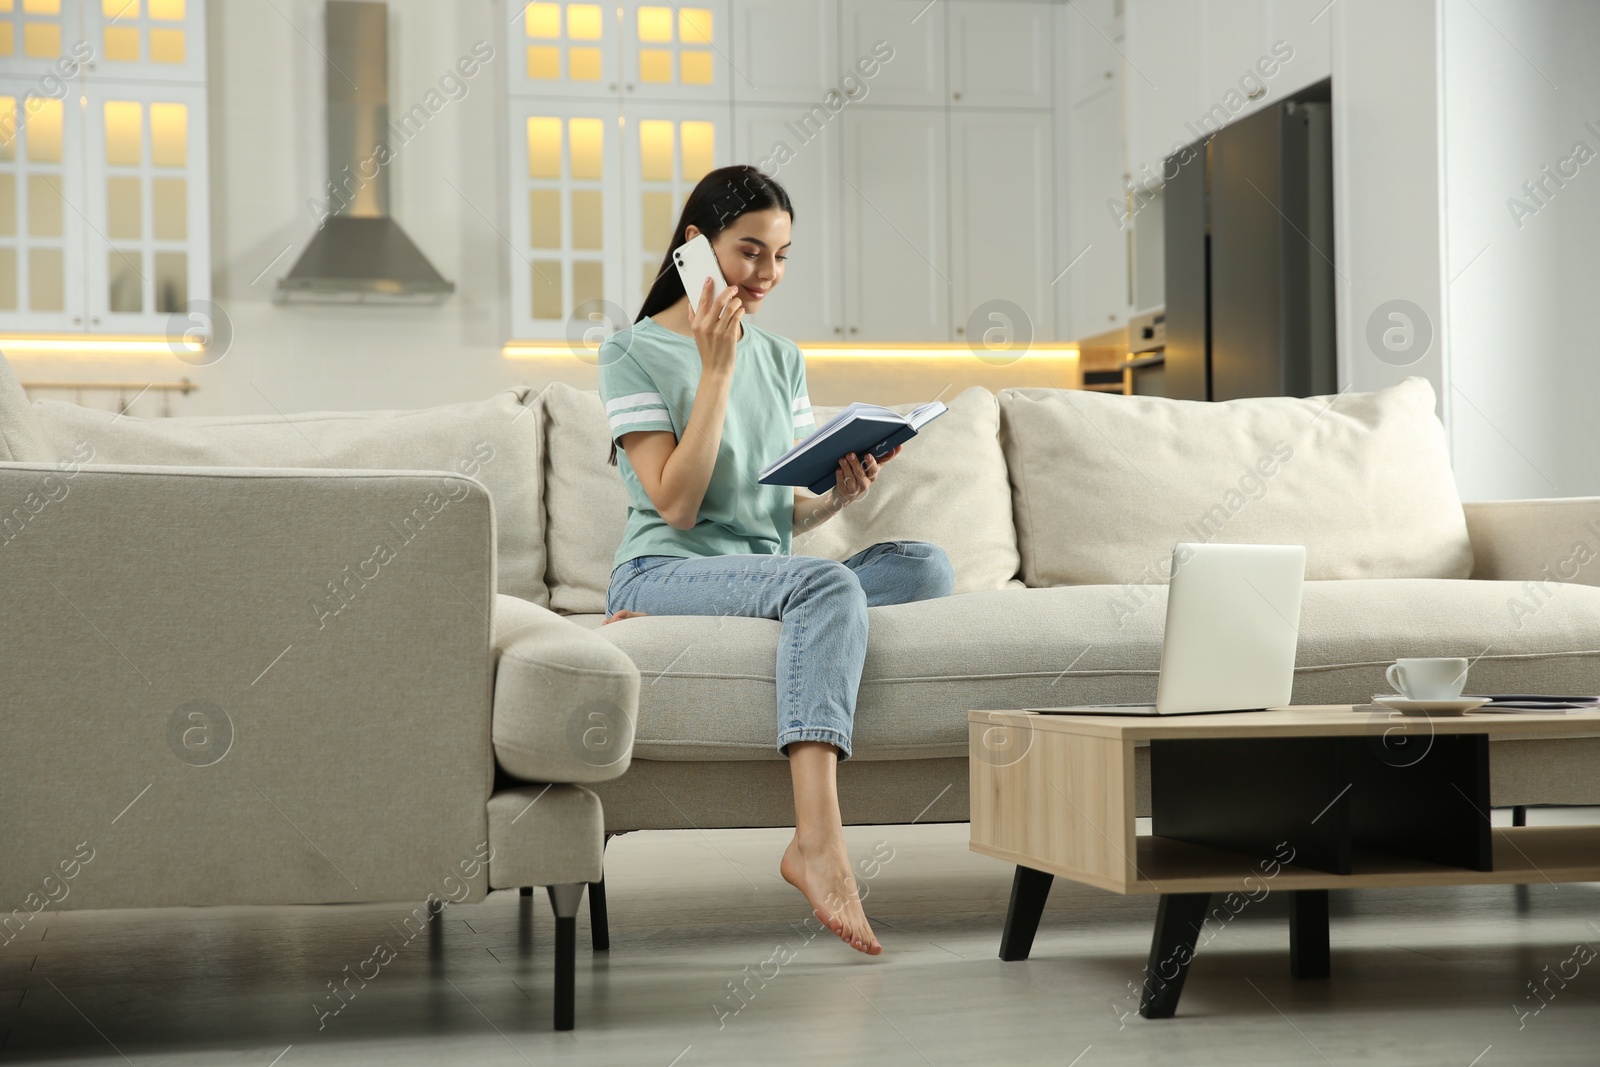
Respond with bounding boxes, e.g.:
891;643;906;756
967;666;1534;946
590;832;614;951
547;884;584;1031
1513;805;1527;827
589;877;610;952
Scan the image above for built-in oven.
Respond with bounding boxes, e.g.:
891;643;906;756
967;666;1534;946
1122;307;1165;396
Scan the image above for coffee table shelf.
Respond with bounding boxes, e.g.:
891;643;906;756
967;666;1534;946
968;705;1600;1018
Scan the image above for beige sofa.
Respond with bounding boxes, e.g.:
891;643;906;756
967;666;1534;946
542;378;1600;844
0;358;638;1031
7;360;1599;974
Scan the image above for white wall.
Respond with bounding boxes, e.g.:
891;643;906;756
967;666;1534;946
198;0;521;417
1328;0;1449;407
1441;0;1600;500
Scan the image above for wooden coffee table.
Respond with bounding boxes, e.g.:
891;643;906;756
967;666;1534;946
967;705;1600;1018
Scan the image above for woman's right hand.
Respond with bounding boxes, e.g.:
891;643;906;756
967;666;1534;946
690;277;743;376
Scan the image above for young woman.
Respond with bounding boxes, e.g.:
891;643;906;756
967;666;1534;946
598;165;954;956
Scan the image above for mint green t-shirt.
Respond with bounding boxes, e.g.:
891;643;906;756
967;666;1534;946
599;317;816;572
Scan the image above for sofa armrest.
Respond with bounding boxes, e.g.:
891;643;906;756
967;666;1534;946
492;594;639;784
1463;498;1600;586
0;462;497;911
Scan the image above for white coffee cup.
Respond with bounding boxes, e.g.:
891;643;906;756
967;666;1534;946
1386;657;1469;700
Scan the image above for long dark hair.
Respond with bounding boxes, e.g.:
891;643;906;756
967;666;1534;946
607;164;794;465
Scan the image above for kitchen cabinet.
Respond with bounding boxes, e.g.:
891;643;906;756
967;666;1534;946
839;107;948;341
838;0;944;107
947;1;1053;109
509;1;730;102
732;105;844;339
1065;68;1132;334
948;109;1055;342
0;2;209;338
618;100;733;315
730;0;839;105
508;2;732;337
619;0;731;104
1125;0;1331;180
506;98;628;341
506;0;1082;343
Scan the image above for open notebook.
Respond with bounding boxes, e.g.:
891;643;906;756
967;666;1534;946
758;401;947;496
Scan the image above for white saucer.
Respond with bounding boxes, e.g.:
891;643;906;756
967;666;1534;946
1372;695;1490;715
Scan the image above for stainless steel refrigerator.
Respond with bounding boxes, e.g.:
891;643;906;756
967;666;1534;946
1163;86;1336;402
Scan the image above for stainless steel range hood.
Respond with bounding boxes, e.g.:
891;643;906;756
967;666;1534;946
276;1;454;304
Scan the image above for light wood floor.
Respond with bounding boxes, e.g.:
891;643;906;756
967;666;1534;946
3;811;1598;1066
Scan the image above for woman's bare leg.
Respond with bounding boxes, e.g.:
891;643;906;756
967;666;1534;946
779;741;882;955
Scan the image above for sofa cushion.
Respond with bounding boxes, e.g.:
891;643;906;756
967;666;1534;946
540;382;631;615
540;382;1022;614
792;386;1021;593
487;784;605;887
581;578;1600;761
998;377;1474;587
30;389;549;605
0;355;58;463
491;593;638;784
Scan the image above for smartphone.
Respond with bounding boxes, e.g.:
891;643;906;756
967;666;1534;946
672;234;729;315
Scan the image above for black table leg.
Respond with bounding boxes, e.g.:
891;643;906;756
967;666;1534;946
1139;893;1210;1019
1289;889;1330;979
998;865;1054;961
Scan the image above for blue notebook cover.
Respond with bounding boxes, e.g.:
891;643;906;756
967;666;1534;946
758;401;947;495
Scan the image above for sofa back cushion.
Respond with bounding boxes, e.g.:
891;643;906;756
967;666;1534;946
997;376;1473;586
0;355;59;463
541;382;630;615
540;382;1022;614
30;389;549;605
792;386;1020;592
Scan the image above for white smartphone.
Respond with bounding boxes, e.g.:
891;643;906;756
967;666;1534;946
672;234;729;315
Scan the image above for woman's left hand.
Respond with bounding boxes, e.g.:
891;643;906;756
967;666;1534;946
830;445;901;508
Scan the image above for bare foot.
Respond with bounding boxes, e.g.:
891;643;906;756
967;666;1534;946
602;609;649;625
781;834;882;955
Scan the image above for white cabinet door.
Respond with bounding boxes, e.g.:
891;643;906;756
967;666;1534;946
83;83;209;334
619;0;731;103
947;1;1052;109
730;0;838;105
0;84;86;333
1065;82;1130;335
1195;0;1273;128
0;0;84;80
1063;0;1124;108
508;0;624;99
1126;0;1207;181
949;110;1054;343
1266;0;1332;89
81;0;206;83
732;107;843;341
839;0;944;107
1127;0;1327;187
618;100;732;317
506;99;628;341
840;108;948;341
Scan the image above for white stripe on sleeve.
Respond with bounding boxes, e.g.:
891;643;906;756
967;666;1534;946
791;394;811;413
606;390;666;414
609;407;673;431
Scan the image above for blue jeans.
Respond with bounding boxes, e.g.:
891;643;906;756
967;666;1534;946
605;541;954;760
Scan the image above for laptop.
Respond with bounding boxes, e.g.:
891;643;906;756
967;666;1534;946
1033;542;1307;716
